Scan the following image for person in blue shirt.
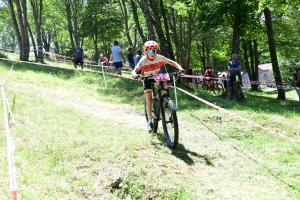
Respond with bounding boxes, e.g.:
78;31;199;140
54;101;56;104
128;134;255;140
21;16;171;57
74;42;84;69
111;40;126;75
227;53;242;100
134;50;142;66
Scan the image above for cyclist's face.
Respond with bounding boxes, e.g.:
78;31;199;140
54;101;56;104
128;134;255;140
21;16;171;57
147;49;157;59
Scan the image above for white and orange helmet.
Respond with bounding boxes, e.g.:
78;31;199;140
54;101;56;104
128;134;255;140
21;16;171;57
143;40;159;52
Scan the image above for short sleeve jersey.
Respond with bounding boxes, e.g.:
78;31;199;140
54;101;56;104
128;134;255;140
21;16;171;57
136;54;170;76
111;46;123;62
228;60;241;76
75;47;83;59
205;69;214;77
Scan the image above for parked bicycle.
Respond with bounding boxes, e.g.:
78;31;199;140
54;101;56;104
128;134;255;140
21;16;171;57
203;78;224;94
138;70;181;149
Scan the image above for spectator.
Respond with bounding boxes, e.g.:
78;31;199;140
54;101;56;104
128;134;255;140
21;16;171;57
111;41;126;75
91;54;96;65
188;64;194;84
99;54;108;64
134;50;142;66
294;69;300;101
109;54;113;62
127;46;134;70
74;41;84;69
227;53;242;100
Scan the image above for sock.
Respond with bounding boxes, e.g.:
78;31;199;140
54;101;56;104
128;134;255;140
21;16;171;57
148;116;153;124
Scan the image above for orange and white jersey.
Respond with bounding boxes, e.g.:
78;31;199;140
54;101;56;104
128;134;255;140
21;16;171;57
135;54;170;76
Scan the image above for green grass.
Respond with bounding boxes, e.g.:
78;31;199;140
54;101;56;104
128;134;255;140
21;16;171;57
0;55;300;199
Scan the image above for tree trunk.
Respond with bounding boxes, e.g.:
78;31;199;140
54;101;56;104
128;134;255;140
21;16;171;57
7;0;22;54
253;39;259;81
10;0;30;61
30;0;44;62
232;15;240;54
139;0;156;41
119;0;133;47
130;0;147;43
264;7;286;100
28;24;37;58
159;0;175;61
148;0;168;57
66;2;75;53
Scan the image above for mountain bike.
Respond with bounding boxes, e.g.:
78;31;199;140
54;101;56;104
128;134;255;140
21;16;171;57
140;71;181;149
203;78;224;94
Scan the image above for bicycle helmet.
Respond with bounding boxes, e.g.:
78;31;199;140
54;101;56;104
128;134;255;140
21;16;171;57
205;66;210;69
143;40;159;52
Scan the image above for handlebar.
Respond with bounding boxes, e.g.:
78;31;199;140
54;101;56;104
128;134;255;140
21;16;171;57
135;69;185;80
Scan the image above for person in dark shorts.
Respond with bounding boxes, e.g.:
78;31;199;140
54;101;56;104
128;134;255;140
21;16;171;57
74;42;84;69
127;46;135;70
111;40;126;75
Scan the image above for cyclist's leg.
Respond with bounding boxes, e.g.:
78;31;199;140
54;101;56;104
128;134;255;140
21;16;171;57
143;79;154;131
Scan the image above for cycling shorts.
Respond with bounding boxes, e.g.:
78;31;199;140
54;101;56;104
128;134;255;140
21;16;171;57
143;79;156;91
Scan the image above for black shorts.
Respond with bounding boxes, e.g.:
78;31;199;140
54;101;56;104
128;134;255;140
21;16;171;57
75;58;83;65
143;79;156;91
114;61;123;69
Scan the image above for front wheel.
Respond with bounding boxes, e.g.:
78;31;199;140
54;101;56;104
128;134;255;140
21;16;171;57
213;83;224;94
161;96;179;149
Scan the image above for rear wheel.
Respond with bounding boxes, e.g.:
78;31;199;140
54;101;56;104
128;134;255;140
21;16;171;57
161;96;179;149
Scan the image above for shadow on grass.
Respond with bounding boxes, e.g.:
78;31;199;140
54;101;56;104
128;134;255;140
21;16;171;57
150;130;214;166
191;113;300;195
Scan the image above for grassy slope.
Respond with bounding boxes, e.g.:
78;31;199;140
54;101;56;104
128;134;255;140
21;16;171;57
0;57;299;199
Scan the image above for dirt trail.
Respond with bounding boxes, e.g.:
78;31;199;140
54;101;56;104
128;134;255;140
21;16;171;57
15;83;297;199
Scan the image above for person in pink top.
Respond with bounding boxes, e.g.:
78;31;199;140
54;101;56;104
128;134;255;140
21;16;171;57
131;40;185;132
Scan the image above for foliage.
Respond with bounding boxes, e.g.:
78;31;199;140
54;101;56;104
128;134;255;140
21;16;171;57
0;51;8;58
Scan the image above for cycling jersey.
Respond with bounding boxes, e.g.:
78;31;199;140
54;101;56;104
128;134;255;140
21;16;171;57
205;69;214;77
136;54;170;76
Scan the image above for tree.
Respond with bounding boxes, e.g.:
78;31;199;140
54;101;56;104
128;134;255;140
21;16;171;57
7;0;30;61
263;7;285;99
29;0;44;62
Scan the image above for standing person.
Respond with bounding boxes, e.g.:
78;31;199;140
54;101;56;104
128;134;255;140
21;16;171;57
294;69;300;101
127;46;134;70
131;40;185;132
111;40;126;75
74;42;84;69
188;64;194;84
227;53;242;100
91;54;96;64
134;50;142;66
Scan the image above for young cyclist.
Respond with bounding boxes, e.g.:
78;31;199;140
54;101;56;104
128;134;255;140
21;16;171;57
131;40;185;132
203;66;214;89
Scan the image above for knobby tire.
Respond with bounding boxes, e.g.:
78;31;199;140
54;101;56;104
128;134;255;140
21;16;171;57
161;96;179;149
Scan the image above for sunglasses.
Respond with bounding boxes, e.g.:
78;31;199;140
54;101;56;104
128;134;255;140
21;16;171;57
147;49;158;54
